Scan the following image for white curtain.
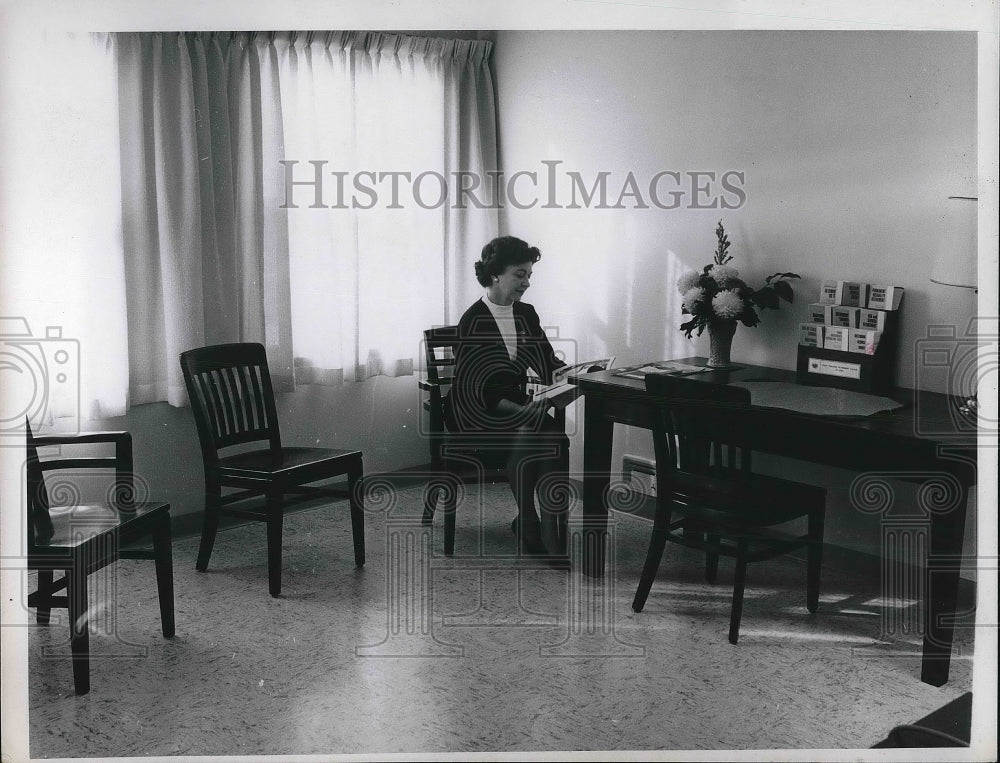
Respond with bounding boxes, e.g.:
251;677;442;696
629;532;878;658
276;31;497;382
116;31;498;403
117;32;294;404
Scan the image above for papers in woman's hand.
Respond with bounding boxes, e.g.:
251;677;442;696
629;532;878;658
534;357;616;407
551;357;616;384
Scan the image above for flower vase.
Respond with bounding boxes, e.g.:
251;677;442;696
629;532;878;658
708;320;737;367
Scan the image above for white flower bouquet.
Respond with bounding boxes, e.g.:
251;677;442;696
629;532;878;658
677;221;800;339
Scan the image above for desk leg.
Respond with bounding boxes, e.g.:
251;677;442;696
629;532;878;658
582;397;614;578
921;483;969;686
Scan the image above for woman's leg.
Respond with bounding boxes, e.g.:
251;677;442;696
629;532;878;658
535;418;570;557
508;416;569;558
507;427;545;554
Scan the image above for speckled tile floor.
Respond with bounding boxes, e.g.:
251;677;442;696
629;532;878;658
21;482;975;759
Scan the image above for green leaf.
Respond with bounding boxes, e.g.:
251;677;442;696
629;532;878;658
740;308;760;327
765;271;801;284
773;279;794;303
754;287;780;310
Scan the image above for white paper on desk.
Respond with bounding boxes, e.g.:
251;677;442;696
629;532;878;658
731;381;903;416
653;361;715;375
631;365;664;376
613;361;714;380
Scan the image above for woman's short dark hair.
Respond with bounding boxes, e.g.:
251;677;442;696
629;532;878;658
474;236;541;287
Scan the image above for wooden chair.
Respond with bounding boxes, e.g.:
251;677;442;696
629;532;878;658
631;374;826;644
419;325;566;555
180;343;364;597
26;421;174;695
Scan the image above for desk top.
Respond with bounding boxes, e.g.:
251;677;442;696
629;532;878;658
573;357;977;453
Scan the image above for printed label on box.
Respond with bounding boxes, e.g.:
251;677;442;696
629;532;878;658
807;357;862;380
799;323;824;346
858;308;888;331
867;285;904;310
831;306;860;328
834;281;867;307
849;329;881;355
819;280;839;305
823;326;851;351
807;303;831;324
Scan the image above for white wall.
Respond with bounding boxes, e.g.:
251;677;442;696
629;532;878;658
492;30;978;567
493;30;976;380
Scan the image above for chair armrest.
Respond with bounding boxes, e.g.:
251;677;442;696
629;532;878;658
31;431;132;464
31;431;131;448
419;378;453;392
31;431;136;509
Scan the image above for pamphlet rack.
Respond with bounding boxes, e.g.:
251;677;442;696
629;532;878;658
795;281;903;394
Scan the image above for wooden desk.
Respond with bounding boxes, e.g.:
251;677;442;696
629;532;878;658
575;358;977;686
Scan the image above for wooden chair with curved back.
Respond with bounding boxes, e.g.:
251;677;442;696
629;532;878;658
180;342;365;597
419;325;568;556
26;420;174;695
632;373;826;643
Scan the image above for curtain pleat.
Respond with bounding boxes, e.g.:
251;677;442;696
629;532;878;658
118;31;295;403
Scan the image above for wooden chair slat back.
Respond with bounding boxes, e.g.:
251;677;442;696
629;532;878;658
180;343;281;463
644;373;753;478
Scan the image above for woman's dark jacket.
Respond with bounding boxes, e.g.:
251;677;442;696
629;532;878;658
444;299;565;433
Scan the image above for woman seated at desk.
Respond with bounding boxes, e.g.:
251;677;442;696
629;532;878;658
445;236;570;563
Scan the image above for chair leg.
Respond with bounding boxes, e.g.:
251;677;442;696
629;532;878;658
557;509;568;556
348;462;365;568
152;516;175;638
539;438;570;557
729;543;749;645
705;534;721;583
421;482;440;525
442;473;458;556
196;481;222;572
35;570;56;625
266;490;284;597
67;563;90;695
632;503;672;612
537;475;569;558
806;509;825;614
